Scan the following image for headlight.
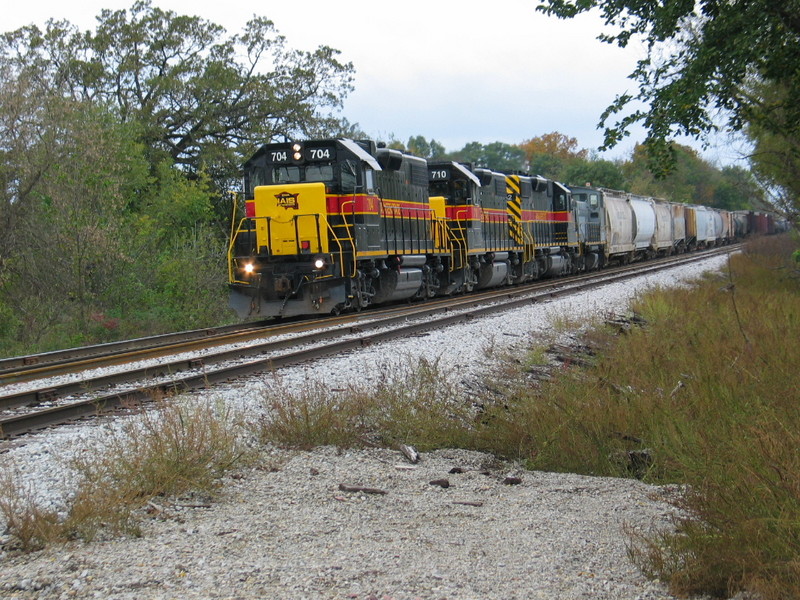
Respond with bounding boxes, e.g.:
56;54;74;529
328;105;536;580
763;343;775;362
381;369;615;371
243;263;255;274
313;257;326;270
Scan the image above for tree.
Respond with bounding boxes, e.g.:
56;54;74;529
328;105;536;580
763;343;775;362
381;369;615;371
519;132;588;162
449;141;527;172
517;131;588;180
407;135;446;159
1;1;355;187
622;142;763;208
562;158;627;190
0;96;151;349
0;2;360;352
714;166;763;211
746;81;800;220
527;153;567;180
536;0;800;187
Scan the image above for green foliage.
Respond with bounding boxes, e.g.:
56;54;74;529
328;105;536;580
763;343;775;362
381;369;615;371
0;90;231;355
447;141;527;172
562;157;627;189
746;81;800;223
0;2;346;354
537;0;800;188
714;166;764;211
527;152;566;179
0;98;151;353
623;142;762;208
2;1;355;188
406;135;447;159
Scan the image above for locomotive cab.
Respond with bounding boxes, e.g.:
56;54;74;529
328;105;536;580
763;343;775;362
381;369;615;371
569;185;607;270
427;161;484;293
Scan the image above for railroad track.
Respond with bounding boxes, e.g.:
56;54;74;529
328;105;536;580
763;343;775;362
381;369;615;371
0;319;326;385
0;246;737;439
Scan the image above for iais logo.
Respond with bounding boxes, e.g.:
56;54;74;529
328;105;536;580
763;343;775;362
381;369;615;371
275;191;299;210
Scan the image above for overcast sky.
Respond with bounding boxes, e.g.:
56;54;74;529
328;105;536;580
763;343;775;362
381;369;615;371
5;0;748;166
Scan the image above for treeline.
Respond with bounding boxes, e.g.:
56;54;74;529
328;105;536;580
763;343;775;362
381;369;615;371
0;1;354;355
0;2;769;356
389;132;765;210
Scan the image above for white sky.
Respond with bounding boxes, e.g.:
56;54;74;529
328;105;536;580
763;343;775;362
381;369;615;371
4;0;749;166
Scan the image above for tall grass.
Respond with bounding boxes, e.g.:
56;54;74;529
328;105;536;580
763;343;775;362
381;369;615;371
0;398;248;551
479;235;800;598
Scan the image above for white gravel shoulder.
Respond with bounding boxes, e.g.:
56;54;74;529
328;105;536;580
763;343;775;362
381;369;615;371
0;254;733;599
1;447;683;600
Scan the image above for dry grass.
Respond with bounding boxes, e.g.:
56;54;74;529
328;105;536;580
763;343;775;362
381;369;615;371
488;235;800;599
0;470;65;552
257;357;475;451
0;398;249;550
3;236;797;597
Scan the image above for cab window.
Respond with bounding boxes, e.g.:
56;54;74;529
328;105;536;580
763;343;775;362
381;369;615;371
340;160;358;193
244;166;268;199
305;164;335;182
364;168;376;193
272;166;301;184
554;191;567;211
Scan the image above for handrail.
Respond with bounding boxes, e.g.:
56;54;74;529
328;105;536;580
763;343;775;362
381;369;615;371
338;199;358;277
228;217;257;284
228;213;347;285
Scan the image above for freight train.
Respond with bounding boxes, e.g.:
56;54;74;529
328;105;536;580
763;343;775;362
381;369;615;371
227;138;776;319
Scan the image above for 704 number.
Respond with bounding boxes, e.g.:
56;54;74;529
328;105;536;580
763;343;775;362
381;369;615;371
270;147;332;163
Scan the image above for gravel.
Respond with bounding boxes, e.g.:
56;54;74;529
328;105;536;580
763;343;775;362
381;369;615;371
0;254;734;599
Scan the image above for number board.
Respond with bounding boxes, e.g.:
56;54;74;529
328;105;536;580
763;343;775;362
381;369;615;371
429;168;450;181
305;147;335;161
267;146;336;164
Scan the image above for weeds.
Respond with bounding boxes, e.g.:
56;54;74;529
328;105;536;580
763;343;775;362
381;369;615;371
0;398;249;550
0;470;65;552
257;357;475;451
504;236;800;599
3;236;798;598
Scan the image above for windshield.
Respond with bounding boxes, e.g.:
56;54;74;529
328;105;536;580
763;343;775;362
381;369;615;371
271;164;335;184
340;160;358;193
430;179;471;204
